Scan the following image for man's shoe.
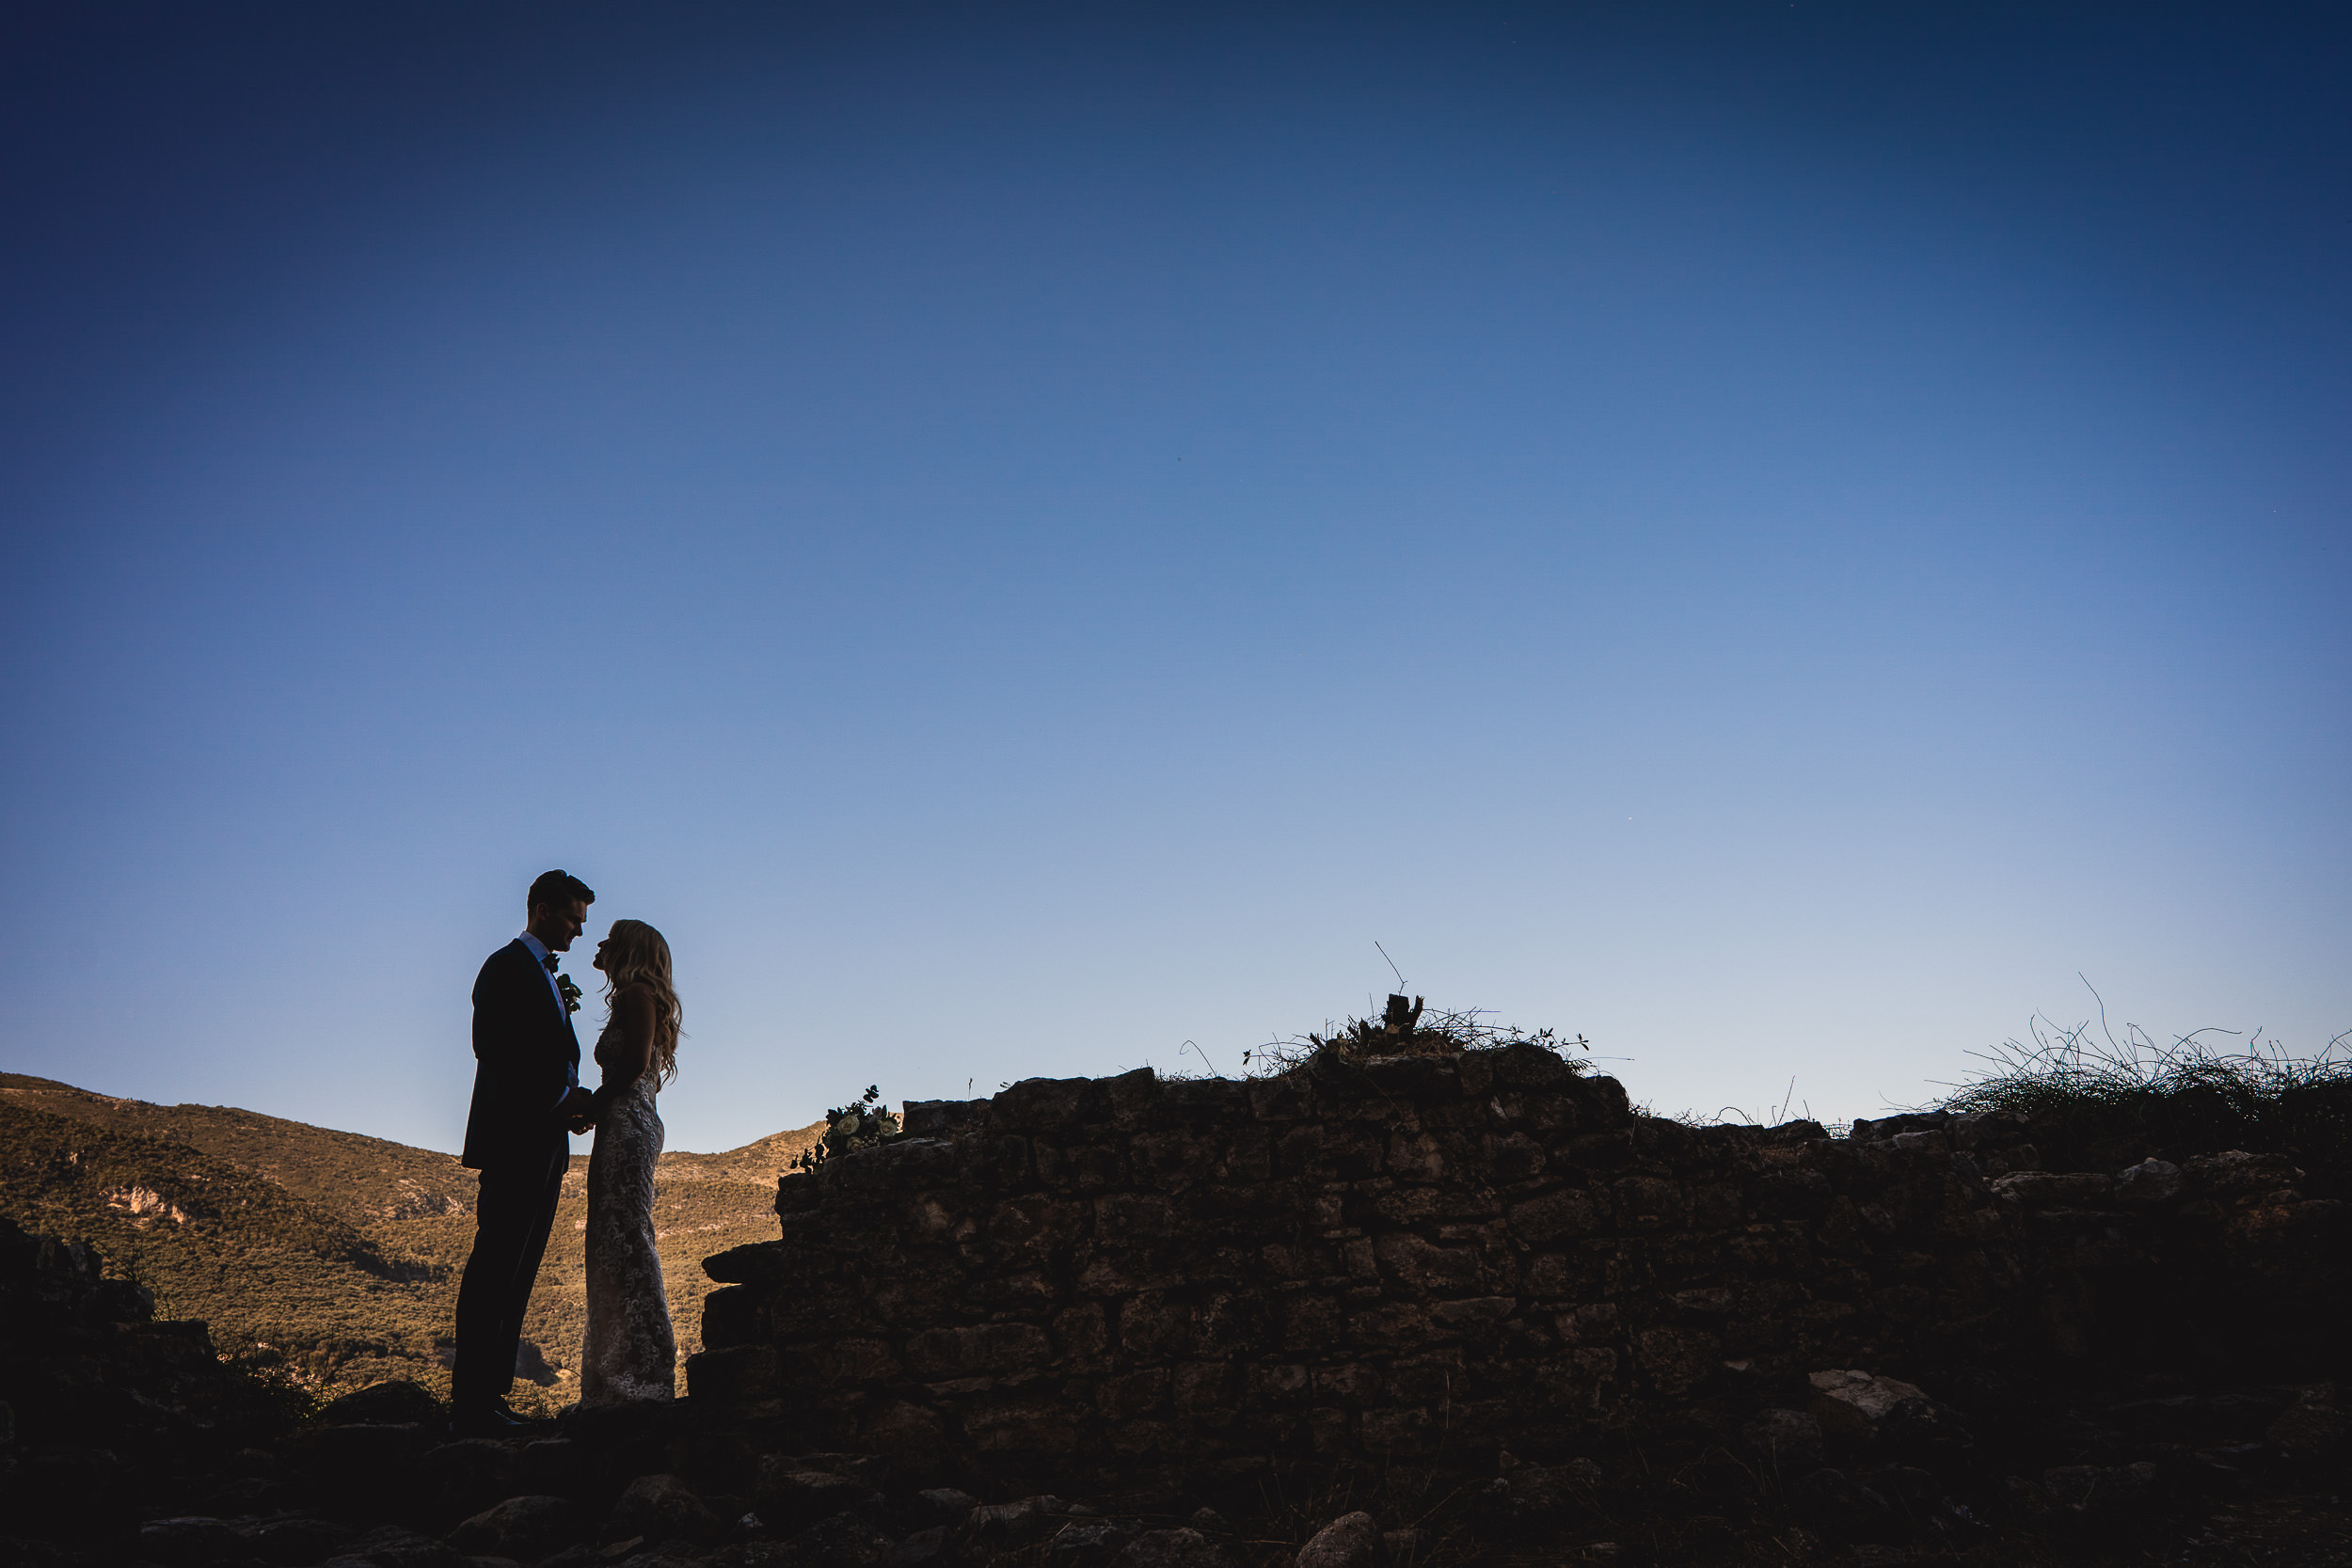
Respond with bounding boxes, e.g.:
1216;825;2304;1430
450;1402;532;1438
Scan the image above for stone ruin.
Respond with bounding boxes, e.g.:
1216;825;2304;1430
688;1042;2346;1500
3;1042;2344;1565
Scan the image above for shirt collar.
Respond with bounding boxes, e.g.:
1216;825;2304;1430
518;931;553;966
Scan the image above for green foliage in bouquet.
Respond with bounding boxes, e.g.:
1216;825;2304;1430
788;1086;900;1173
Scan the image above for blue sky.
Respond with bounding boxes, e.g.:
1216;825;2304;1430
4;3;2345;1154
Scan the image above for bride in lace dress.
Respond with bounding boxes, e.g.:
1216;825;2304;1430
580;918;681;1405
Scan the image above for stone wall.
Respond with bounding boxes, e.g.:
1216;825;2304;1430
686;1044;2345;1500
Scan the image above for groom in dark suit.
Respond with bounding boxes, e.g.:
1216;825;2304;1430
451;869;600;1434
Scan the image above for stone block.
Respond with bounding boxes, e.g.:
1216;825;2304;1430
683;1345;777;1403
1279;1292;1343;1352
1039;1138;1126;1190
1100;1369;1170;1418
991;1076;1106;1133
1246;1363;1310;1405
606;1474;723;1547
753;1462;878;1534
1104;1067;1165;1130
1374;1231;1477;1297
898;1193;973;1245
1554;1130;1636;1173
1689;1180;1744;1227
1613;1176;1688;1231
1162;1077;1248;1117
700;1243;789;1284
1384;1349;1466;1402
1430;1297;1514;1335
1193;1291;1272;1356
868;1266;969;1328
1345;1302;1434;1352
1482;1132;1547;1184
447;1497;584;1563
989;1194;1091;1260
1990;1171;2117;1211
1508;1189;1604;1245
903;1323;1054;1378
1120;1290;1203;1357
863;1401;947;1468
1311;1361;1380;1406
1248;1076;1313;1121
1752;1169;1833;1220
1358;1404;1438;1455
1358;1055;1459;1100
1635;1326;1721;1395
901;1098;987;1139
966;1392;1085;1455
1172;1360;1237;1416
1115;1527;1233;1568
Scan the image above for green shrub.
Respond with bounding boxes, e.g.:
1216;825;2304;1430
788;1087;900;1172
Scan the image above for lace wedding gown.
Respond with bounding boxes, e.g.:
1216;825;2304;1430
580;1022;675;1404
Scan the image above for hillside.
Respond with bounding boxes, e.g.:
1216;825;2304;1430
0;1072;823;1411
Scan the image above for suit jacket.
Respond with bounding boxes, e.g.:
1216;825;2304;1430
461;939;582;1170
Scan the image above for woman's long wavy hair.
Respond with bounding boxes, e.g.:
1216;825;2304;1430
600;918;683;1085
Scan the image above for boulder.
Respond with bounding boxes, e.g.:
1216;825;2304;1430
969;1496;1073;1546
753;1460;880;1533
609;1474;725;1546
413;1440;523;1527
136;1516;245;1566
915;1487;980;1525
2114;1159;2185;1207
890;1526;954;1565
1117;1528;1232;1568
326;1523;470;1568
1293;1512;1377;1568
1051;1520;1142;1567
317;1381;445;1428
447;1496;588;1562
2182;1150;2303;1199
1806;1370;1929;1442
520;1438;584;1497
784;1512;897;1565
2265;1385;2344;1458
250;1516;360;1565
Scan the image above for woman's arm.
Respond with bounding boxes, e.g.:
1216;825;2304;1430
593;985;660;1114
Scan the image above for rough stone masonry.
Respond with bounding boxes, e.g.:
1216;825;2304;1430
686;1043;2344;1502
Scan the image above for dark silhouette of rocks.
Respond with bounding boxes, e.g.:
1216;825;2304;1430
4;1053;2347;1565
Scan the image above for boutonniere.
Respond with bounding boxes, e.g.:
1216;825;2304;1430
556;974;582;1014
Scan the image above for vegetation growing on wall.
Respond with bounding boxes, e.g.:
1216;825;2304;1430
1939;1016;2352;1197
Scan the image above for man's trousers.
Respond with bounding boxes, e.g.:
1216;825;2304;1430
451;1143;567;1410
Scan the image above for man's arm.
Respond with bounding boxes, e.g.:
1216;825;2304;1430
472;947;575;1125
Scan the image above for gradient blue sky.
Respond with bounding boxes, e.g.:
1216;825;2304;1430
4;3;2345;1154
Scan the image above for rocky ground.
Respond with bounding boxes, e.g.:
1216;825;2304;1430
3;1212;2346;1568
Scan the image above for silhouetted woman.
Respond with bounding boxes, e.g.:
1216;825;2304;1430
580;918;681;1404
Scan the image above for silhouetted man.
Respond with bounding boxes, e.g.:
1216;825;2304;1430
451;869;599;1434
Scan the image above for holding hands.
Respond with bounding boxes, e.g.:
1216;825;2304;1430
563;1085;597;1134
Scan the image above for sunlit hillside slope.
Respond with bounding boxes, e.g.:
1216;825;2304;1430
0;1073;823;1411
